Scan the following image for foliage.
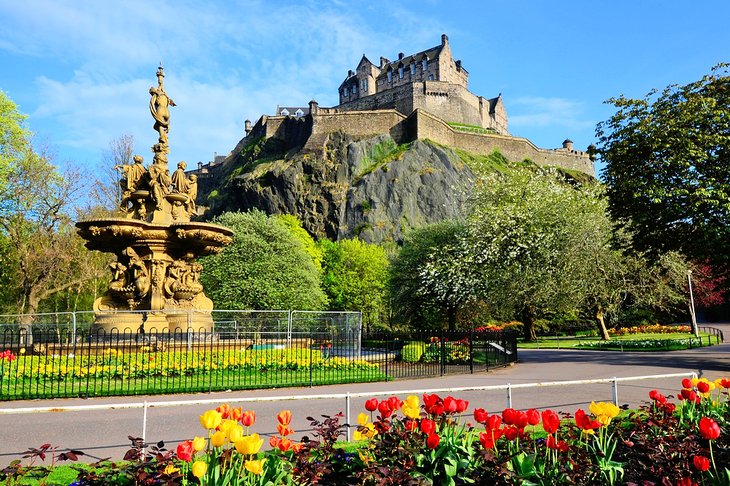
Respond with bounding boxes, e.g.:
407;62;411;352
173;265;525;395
355;138;410;179
0;89;31;192
389;220;473;330
319;238;389;331
276;214;323;271
200;210;328;310
5;377;730;485
609;324;692;336
597;63;730;274
400;342;426;362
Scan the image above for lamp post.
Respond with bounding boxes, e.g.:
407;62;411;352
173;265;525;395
687;270;699;338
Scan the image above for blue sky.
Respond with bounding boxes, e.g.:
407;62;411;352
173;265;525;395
1;0;728;177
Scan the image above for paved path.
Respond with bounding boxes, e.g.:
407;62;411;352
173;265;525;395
0;325;727;465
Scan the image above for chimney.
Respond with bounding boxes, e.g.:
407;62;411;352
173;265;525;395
244;119;252;135
455;60;462;71
398;52;404;60
441;33;448;45
380;56;390;68
348;69;354;77
309;99;319;115
562;139;574;151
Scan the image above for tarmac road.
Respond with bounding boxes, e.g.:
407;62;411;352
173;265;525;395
1;325;727;465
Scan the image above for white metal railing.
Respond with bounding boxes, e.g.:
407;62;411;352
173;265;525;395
0;371;696;443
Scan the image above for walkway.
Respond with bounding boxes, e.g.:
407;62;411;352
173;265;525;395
0;325;727;465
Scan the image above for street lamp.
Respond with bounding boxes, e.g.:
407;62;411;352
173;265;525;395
687;270;699;338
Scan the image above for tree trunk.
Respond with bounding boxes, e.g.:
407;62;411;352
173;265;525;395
446;306;457;331
522;308;537;341
595;305;610;341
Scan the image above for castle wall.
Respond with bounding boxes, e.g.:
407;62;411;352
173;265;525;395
304;110;410;151
412;110;595;176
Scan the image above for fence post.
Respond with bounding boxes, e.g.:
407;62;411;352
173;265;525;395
440;331;445;376
469;329;474;374
72;312;77;345
309;326;313;387
345;392;351;443
142;400;148;456
612;377;619;406
507;383;512;408
384;333;389;382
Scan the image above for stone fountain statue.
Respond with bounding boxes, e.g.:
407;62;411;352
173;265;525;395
76;66;233;333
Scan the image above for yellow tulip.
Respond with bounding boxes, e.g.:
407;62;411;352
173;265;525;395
199;410;222;430
235;433;264;455
192;460;207;478
164;464;179;475
589;401;620;426
218;419;237;435
401;395;420;419
192;436;207;452
228;424;244;443
211;430;226;448
244;458;266;475
357;413;369;426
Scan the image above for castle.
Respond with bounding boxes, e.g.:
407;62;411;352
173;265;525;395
194;35;594;178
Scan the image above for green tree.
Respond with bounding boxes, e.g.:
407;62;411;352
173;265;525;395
199;210;328;310
389;220;473;330
597;64;730;271
277;214;323;271
320;238;389;331
0;90;31;191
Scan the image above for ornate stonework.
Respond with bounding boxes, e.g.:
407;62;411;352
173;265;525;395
76;67;233;333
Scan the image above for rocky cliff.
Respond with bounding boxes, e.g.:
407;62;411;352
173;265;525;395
197;132;585;243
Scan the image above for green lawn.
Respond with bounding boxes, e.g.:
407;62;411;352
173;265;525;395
0;367;386;400
518;332;718;351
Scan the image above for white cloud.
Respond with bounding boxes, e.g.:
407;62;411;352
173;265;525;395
2;1;451;166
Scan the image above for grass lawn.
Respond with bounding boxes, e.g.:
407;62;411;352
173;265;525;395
518;332;717;351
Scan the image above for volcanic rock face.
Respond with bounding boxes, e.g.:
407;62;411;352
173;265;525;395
203;133;476;243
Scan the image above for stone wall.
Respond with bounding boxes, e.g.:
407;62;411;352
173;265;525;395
336;81;507;134
412;110;594;176
304;110;410;151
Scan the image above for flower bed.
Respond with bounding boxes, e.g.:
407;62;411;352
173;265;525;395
4;377;729;485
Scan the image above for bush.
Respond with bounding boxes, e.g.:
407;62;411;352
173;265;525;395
401;342;426;362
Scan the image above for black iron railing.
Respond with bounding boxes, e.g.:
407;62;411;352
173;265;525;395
0;327;518;401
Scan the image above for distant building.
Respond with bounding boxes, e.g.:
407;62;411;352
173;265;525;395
276;106;309;118
335;34;508;134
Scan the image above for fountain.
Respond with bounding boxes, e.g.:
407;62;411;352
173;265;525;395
76;66;233;333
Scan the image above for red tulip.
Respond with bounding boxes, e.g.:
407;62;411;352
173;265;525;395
575;409;602;431
387;396;402;411
697;381;710;394
378;400;393;418
675;477;698;486
176;440;194;462
526;409;540;426
515;411;529;428
486;415;502;431
364;398;378;412
455;399;469;413
420;418;436;435
502;408;518;425
649;390;667;405
503;425;519;441
719;378;730;389
699;417;721;440
479;431;498;449
277;424;294;437
404;419;418;431
547;435;569;452
541;410;560;434
270;436;281;448
241;410;256;427
426;433;440;449
682;378;693;389
443;396;458;413
693;455;710;472
473;408;488;424
680;389;697;402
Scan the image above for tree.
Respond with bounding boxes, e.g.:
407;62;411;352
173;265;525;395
0;90;31;191
597;64;730;272
199;210;328;310
319;238;389;332
84;134;136;217
389;220;473;330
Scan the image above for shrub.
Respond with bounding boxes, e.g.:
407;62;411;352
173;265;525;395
401;342;426;362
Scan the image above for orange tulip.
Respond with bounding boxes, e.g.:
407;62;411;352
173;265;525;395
277;410;292;426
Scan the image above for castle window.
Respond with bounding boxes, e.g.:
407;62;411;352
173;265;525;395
352;84;358;94
387;69;392;82
399;65;404;79
345;87;349;96
422;57;428;71
410;62;416;75
428;74;434;81
361;78;368;91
